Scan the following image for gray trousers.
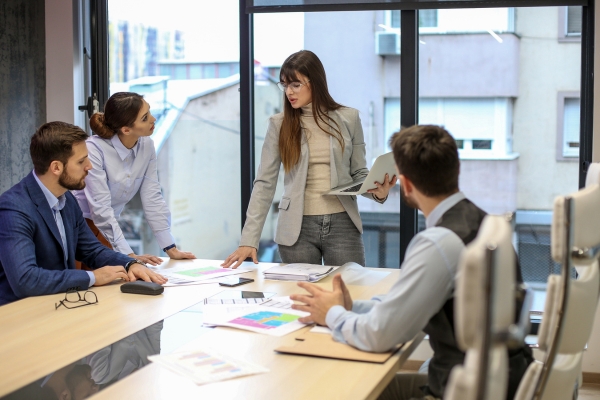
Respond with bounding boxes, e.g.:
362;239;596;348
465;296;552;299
278;212;366;266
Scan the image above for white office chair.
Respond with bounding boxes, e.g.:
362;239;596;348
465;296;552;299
446;215;529;400
514;163;600;400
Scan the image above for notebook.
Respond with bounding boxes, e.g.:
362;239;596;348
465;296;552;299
263;264;340;282
324;152;396;196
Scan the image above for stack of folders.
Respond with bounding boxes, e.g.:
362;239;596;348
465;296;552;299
263;263;340;282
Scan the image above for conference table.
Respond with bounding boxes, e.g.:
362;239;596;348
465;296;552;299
0;259;423;400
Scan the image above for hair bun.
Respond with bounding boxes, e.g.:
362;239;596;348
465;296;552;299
89;112;115;139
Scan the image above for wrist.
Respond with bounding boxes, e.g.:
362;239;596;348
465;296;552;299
125;259;145;272
163;243;176;253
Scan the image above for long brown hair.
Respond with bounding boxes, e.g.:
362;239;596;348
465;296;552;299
89;92;144;139
279;50;344;172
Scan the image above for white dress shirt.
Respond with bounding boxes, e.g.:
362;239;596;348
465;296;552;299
33;171;95;286
73;135;175;255
325;194;467;352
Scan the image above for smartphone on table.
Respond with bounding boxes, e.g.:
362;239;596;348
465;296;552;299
218;277;254;287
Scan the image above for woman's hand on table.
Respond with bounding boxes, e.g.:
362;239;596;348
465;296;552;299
166;247;196;260
221;246;258;269
367;173;397;201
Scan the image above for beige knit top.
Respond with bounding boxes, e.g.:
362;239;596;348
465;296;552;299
301;104;345;216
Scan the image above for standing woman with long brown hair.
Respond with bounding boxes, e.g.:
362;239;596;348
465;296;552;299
222;50;395;269
74;92;195;265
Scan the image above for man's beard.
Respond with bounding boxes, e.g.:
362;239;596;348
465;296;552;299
400;185;418;209
59;169;86;190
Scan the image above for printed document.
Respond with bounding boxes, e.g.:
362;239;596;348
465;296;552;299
151;259;251;286
148;348;268;385
263;264;339;282
203;297;309;337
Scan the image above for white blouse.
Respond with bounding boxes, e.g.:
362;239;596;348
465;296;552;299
73;135;175;255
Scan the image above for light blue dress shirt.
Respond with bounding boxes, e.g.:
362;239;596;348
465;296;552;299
73;135;175;255
324;193;467;352
33;171;95;286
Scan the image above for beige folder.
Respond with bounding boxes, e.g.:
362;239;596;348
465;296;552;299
275;330;402;363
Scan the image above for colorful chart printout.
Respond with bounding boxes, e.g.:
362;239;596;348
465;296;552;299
229;311;300;330
148;348;268;385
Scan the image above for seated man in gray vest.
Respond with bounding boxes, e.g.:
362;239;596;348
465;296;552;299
290;124;532;400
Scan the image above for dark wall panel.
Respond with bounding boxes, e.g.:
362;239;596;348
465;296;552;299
0;0;46;194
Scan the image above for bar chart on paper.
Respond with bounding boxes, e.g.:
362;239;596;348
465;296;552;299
202;297;309;337
230;311;300;330
148;349;268;385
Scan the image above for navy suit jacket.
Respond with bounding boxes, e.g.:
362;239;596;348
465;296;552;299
0;172;133;305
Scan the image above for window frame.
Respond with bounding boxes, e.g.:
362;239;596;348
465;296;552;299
558;6;583;42
557;91;581;161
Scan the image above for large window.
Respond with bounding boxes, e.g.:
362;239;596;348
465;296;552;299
96;1;589;274
418;7;581;295
107;0;241;259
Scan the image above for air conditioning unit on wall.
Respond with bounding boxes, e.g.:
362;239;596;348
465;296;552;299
376;31;400;56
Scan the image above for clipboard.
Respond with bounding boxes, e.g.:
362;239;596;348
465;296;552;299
274;330;403;363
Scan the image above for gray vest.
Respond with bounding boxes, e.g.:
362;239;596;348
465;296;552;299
423;198;533;399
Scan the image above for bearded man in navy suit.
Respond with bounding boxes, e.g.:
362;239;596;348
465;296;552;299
0;122;167;306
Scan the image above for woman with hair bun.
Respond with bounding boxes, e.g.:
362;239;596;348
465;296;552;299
74;92;195;265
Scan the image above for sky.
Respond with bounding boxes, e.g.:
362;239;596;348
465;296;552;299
109;0;304;65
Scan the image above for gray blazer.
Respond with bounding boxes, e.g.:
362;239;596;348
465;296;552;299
240;107;383;249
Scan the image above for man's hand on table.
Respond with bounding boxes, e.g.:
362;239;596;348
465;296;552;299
128;263;168;285
92;266;130;286
290;274;352;325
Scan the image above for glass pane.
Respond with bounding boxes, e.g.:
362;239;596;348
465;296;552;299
418;7;581;296
567;6;583;35
107;0;241;259
563;97;581;157
253;10;401;268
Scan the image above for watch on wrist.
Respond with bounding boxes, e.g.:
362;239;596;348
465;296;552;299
163;243;176;253
125;259;145;272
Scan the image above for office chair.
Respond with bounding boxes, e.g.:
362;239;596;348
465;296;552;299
514;164;600;400
445;215;531;400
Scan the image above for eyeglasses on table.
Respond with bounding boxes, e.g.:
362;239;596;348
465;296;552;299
55;289;98;310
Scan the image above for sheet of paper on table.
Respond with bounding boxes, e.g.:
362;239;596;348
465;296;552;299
151;260;252;286
148;348;268;385
202;297;309;337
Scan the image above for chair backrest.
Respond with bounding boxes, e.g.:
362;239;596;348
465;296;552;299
517;165;600;400
455;215;515;349
446;215;516;400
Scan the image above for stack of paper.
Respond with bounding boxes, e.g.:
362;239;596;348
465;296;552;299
263;264;339;282
148;348;268;385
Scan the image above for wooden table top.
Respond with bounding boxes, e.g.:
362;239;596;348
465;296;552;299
0;259;416;400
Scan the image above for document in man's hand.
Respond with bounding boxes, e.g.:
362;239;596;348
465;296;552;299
263;264;340;282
